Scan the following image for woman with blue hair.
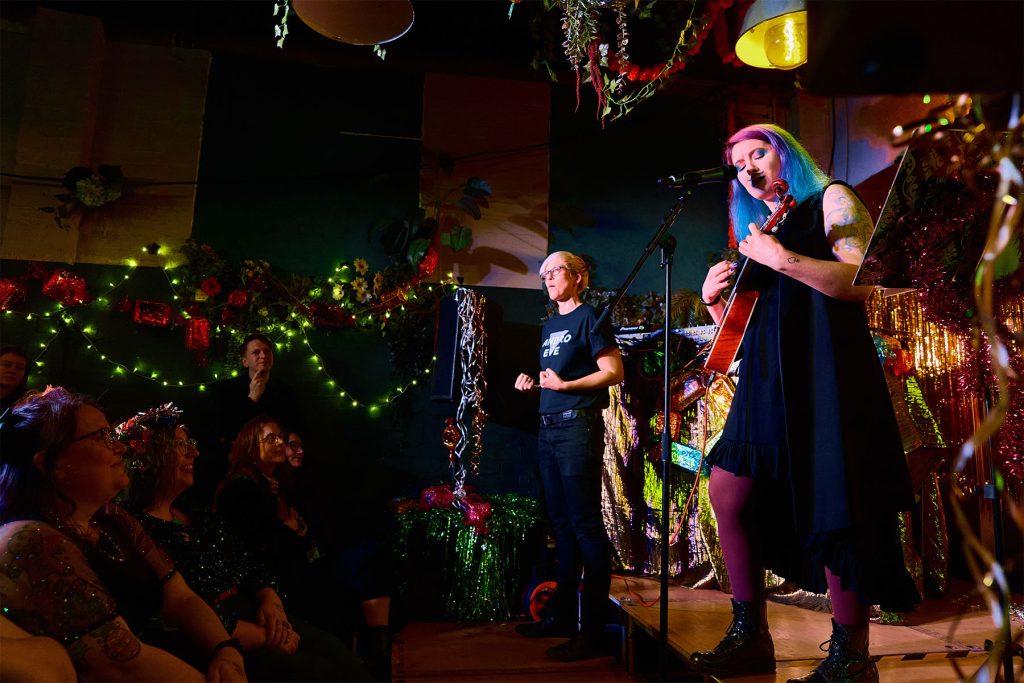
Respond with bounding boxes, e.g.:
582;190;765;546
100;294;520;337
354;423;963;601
692;124;919;682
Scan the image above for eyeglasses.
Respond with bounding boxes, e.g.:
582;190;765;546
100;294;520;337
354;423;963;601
286;441;304;451
539;265;570;281
68;427;118;450
171;438;198;450
260;433;285;445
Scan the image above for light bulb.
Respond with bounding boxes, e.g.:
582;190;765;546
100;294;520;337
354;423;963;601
762;14;806;69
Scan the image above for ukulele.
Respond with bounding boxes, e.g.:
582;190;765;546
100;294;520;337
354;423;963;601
704;179;798;375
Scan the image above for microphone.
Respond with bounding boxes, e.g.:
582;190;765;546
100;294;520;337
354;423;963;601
657;165;738;188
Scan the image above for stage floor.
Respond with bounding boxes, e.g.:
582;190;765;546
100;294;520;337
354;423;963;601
393;576;1020;682
612;575;1017;681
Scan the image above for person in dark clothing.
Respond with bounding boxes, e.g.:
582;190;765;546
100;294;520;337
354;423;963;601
690;124;919;682
513;250;624;663
118;403;370;682
195;333;301;503
0;388;247;683
0;345;30;415
216;415;392;681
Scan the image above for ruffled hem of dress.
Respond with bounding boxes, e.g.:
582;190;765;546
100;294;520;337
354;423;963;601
766;529;921;614
706;438;789;480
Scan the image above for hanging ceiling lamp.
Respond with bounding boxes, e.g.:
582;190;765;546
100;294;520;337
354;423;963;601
291;0;414;46
735;0;808;70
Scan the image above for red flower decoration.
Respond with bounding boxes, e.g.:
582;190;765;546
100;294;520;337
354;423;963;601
200;277;222;298
228;289;249;307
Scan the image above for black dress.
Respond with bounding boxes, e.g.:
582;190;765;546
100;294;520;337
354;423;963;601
707;182;920;612
136;502;370;682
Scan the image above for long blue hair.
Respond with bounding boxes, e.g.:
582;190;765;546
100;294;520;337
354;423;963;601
724;124;830;242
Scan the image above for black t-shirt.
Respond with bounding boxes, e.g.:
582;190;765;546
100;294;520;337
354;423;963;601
538;303;616;414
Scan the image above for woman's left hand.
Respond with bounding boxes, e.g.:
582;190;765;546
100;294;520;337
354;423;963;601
207;647;246;683
538;368;567;392
738;224;790;271
256;599;291;651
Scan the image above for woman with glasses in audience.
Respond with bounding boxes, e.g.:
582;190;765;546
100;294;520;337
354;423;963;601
0;388;246;683
119;405;369;682
215;416;390;677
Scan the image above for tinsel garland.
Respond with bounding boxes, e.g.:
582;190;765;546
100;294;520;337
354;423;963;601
392;494;541;621
453;288;488;492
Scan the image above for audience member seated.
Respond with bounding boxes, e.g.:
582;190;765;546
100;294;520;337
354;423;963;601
0;387;247;683
215;415;392;681
279;429;394;681
0;614;76;683
0;345;30;415
118;403;370;682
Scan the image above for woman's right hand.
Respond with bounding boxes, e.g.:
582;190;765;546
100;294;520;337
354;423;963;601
514;373;538;395
702;260;736;305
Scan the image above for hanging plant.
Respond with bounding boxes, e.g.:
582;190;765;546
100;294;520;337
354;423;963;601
517;0;740;124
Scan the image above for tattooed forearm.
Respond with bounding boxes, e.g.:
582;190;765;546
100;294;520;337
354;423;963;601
787;256;800;263
94;620;141;662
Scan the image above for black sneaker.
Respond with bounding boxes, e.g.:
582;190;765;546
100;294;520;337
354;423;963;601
546;635;604;662
514;617;578;639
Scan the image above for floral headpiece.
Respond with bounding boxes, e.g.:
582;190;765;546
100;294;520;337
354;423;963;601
114;403;183;457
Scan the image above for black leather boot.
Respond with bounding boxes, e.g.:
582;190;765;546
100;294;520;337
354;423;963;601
689;599;775;677
787;619;878;682
359;625;392;682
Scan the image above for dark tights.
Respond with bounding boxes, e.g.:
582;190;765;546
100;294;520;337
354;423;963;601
708;466;868;626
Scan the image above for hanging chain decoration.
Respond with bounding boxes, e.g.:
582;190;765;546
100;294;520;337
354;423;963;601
453;287;489;498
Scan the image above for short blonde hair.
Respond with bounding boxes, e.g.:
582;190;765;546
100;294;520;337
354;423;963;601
540;251;589;292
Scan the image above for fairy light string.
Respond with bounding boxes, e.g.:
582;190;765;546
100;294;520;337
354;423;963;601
1;253;455;415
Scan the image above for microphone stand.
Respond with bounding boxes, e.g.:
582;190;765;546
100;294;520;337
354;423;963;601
597;188;694;680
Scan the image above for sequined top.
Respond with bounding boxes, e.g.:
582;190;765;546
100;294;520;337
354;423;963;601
0;505;176;644
134;502;277;632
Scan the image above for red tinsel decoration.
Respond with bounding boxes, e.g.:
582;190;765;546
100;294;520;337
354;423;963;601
302;303;353;328
460;492;492;534
132;300;173;328
115;296;133;314
184;317;211;351
419;485;455;510
0;278;27;311
220;307;236;326
42;269;92;306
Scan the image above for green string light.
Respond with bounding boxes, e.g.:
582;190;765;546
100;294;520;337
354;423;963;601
3;249;446;413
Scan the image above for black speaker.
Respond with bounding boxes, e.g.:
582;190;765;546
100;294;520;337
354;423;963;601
804;0;1023;96
430;295;460;402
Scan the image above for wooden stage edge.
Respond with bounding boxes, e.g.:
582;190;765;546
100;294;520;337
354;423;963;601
611;575;1022;680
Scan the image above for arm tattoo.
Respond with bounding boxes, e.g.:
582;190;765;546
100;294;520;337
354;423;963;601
93;619;142;662
824;191;873;257
787;256;800;263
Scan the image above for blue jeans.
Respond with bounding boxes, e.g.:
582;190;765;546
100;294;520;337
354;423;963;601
537;413;611;638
